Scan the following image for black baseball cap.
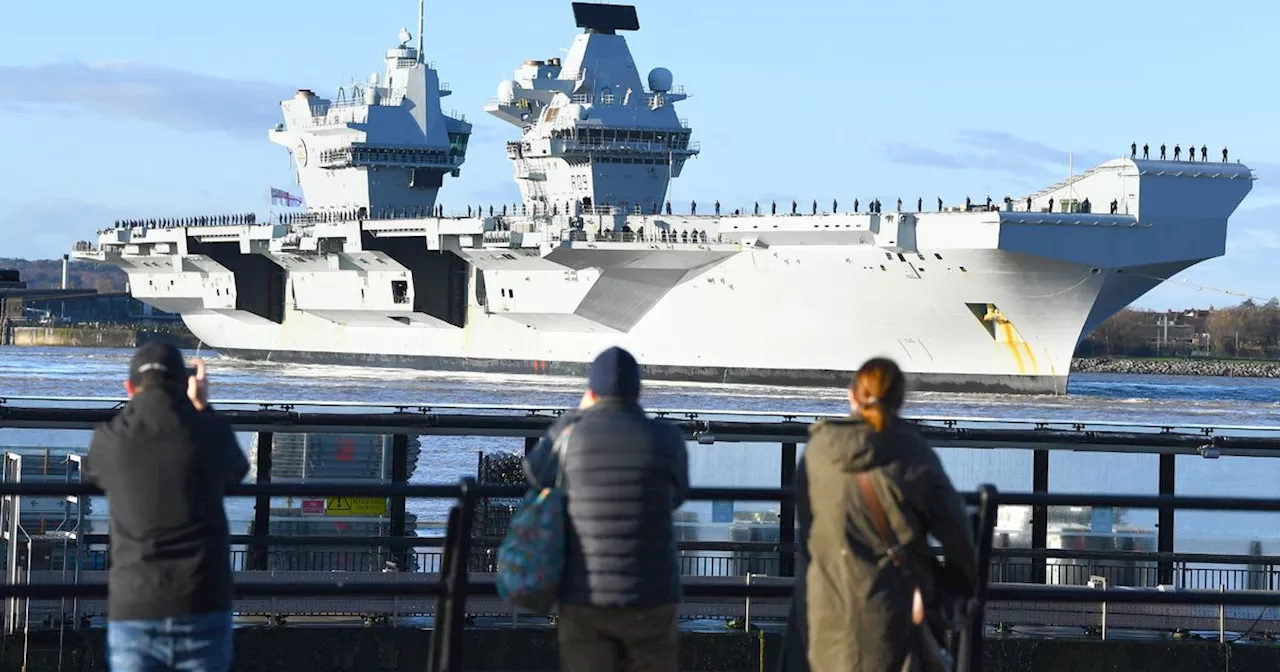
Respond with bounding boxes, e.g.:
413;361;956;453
128;342;188;387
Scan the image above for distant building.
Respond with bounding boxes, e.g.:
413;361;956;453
0;270;180;326
21;292;181;325
1142;309;1211;351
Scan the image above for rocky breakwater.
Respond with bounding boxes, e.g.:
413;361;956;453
1072;357;1280;378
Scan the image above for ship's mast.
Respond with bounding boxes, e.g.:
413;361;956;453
417;0;425;64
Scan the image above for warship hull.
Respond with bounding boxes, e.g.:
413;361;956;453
167;214;1219;394
79;159;1256;395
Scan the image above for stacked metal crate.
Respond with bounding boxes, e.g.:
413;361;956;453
246;433;421;572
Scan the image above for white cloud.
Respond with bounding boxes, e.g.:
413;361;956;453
0;62;290;138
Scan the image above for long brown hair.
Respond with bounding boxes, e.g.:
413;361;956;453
851;357;906;432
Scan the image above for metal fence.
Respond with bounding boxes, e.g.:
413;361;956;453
10;401;1280;670
10;480;1280;671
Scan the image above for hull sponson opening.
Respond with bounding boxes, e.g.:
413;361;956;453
216;347;1069;395
189;240;286;324
361;232;468;328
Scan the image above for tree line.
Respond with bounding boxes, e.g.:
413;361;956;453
1078;300;1280;359
0;258;128;293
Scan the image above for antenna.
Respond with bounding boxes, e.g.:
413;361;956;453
417;0;425;64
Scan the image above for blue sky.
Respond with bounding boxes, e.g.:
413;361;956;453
1;0;1276;310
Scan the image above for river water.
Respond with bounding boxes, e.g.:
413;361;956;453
2;346;1279;555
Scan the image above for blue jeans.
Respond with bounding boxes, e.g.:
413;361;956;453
107;611;233;671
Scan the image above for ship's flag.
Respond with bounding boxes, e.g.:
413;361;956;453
271;188;303;207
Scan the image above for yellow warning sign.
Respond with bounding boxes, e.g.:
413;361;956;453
325;496;388;517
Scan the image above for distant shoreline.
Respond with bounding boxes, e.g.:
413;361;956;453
1072;356;1280;378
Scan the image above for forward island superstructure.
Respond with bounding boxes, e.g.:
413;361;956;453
74;3;1256;394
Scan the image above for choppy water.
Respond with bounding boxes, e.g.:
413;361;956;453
3;346;1279;554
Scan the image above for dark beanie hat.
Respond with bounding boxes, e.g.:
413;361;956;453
129;342;187;387
587;346;641;398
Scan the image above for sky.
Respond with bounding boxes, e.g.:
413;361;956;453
1;0;1277;310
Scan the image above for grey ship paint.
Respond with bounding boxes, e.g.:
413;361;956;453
74;3;1256;394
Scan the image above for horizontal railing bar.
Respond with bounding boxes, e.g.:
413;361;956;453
989;585;1280;606
8;581;1280;606
0;482;790;501
65;535;1280;566
8;481;1280;511
78;534;793;553
986;547;1280;565
969;492;1280;511
6;395;1280;433
0;583;444;599
9;410;1280;455
67;535;1280;566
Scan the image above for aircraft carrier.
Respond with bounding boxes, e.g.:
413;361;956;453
73;2;1255;394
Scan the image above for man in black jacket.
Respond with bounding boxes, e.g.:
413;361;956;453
85;343;249;671
524;346;689;672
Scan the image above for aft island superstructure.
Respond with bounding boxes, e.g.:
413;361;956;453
74;2;1256;394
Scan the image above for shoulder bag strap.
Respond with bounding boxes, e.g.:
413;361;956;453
551;425;575;490
857;470;935;632
855;470;906;569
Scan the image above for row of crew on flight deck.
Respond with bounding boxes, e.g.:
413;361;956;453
567;221;711;244
1131;142;1230;163
112;213;257;230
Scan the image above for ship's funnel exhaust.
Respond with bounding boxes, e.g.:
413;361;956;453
61;254;68;289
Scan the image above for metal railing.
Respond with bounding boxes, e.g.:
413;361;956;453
44;539;1280;591
10;402;1280;669
9;479;1280;671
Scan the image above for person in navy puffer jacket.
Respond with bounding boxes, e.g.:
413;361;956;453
524;346;690;672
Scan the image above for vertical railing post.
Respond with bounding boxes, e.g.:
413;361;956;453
251;432;273;571
1031;449;1049;585
4;454;21;635
778;442;797;577
446;478;477;672
430;478;478;672
428;506;461;672
959;484;999;672
389;434;409;570
1157;453;1175;585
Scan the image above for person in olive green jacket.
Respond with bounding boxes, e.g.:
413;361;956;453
801;358;976;672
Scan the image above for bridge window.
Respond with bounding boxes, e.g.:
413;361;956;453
392;280;409;304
